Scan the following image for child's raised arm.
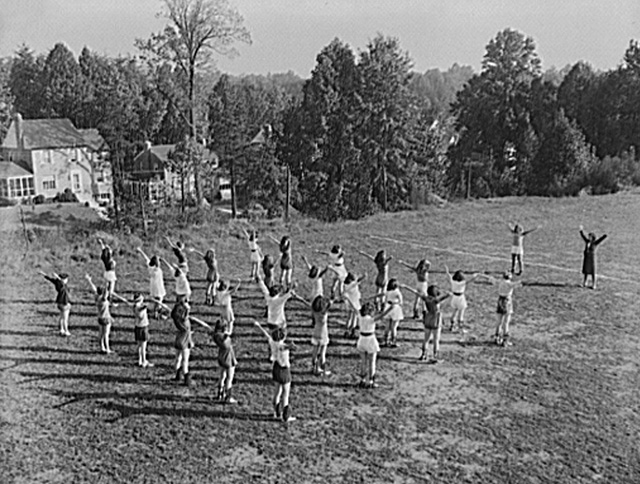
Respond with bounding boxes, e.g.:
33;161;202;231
256;274;270;297
189;315;213;331
85;274;98;294
595;234;608;246
267;234;279;245
579;225;589;243
136;247;151;264
97;238;106;249
293;293;311;308
357;273;367;283
112;292;133;306
253;321;272;341
444;265;453;282
373;305;394;322
357;249;374;261
522;225;541;236
160;258;175;271
399;283;422;297
315;249;330;256
397;260;417;273
301;255;312;271
188;247;206;258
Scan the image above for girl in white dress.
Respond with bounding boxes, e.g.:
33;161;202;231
398;259;430;318
215;280;241;334
242;228;263;281
445;265;481;335
301;255;328;301
380;279;404;347
316;245;348;298
136;247;166;319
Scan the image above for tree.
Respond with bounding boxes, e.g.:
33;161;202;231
0;58;14;142
167;136;203;212
40;43;87;124
8;45;45;119
357;34;417;212
136;0;251;206
450;29;542;196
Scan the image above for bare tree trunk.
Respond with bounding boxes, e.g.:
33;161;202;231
189;67;202;208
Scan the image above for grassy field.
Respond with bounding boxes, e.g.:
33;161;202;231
1;193;639;483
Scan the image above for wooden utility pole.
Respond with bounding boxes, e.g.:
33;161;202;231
284;164;291;222
230;157;237;219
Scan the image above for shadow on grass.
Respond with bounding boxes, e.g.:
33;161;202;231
18;370;154;385
105;402;275;422
522;281;578;288
0;297;52;305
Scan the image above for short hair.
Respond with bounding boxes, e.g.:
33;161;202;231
344;273;356;285
271;327;286;342
427;284;439;297
453;270;465;282
176;241;185;249
218;280;229;291
386;278;398;291
174;268;182;278
214;319;227;333
308;265;319;279
149;255;159;267
331;244;341;254
59;273;69;280
269;284;282;297
360;301;375;317
374;250;386;265
311;295;331;313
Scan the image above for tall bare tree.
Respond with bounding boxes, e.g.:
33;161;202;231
137;0;251;205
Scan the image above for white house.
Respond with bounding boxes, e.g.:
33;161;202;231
0;113;112;205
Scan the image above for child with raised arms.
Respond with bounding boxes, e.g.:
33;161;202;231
113;292;153;366
480;271;523;346
268;234;293;289
241;227;263;281
301;255;328;301
508;223;539;275
165;237;190;275
345;300;392;389
401;283;451;361
170;296;212;387
445;265;482;335
294;294;334;376
358;249;393;306
579;225;608;290
39;270;71;336
98;238;117;299
398;259;431;318
189;247;219;305
254;321;297;423
136;247;166;319
331;270;366;338
85;274;113;353
261;254;276;290
380;278;404;347
257;273;295;329
161;257;192;302
215;279;241;334
316;245;347;299
212;319;237;403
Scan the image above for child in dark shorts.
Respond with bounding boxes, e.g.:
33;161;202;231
212;319;237;403
40;270;71;336
85;274;113;354
170;297;212;386
401;283;451;361
254;321;296;423
189;247;219;305
113;292;153;367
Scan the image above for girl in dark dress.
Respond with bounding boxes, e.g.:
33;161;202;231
358;249;393;308
269;234;293;290
579;225;607;289
40;270;71;336
212;319;238;403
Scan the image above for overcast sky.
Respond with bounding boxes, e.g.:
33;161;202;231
0;0;638;76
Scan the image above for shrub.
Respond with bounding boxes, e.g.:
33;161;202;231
53;189;79;203
0;196;17;207
33;194;46;205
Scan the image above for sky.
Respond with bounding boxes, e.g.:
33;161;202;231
0;0;638;77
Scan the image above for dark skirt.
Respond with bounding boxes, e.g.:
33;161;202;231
174;331;193;351
496;296;512;315
98;316;113;326
272;361;291;384
134;326;149;342
582;251;596;275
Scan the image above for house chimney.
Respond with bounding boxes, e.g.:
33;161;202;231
14;113;23;150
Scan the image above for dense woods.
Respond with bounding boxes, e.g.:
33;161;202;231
1;0;638;221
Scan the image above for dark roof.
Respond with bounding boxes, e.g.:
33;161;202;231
2;118;87;150
0;161;33;178
78;128;109;151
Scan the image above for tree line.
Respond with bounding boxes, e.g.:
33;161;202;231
0;3;638;222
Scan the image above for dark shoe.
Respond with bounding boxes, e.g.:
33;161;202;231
174;369;182;382
184;372;192;387
224;388;237;404
274;401;282;419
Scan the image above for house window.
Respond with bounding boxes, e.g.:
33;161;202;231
72;172;81;192
43;177;56;191
0;179;7;197
47;150;53;164
7;177;34;198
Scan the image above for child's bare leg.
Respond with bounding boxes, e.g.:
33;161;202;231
359;352;367;385
420;329;429;359
99;326;106;352
217;367;227;399
273;383;283;417
104;324;112;353
319;345;329;374
62;306;70;334
433;327;442;359
592;274;597;290
458;308;467;334
391;319;400;345
368;353;378;386
311;344;320;373
511;254;517;273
